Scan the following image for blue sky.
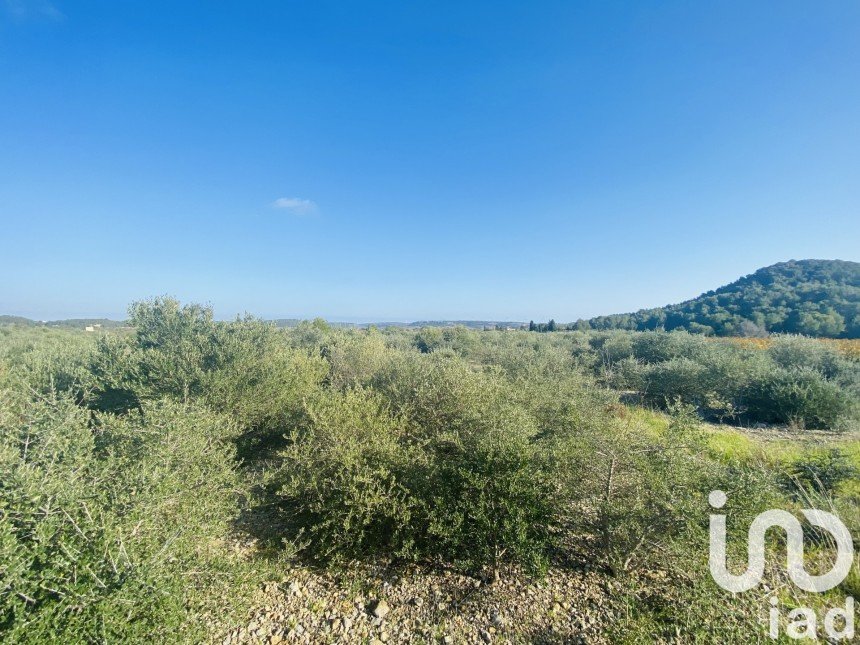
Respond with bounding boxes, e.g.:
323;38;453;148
1;1;859;321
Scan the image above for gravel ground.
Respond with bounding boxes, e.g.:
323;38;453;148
217;562;615;645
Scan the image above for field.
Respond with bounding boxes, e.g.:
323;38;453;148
1;299;858;643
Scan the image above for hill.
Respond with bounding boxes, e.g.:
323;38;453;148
0;316;126;330
0;315;38;326
572;259;860;338
360;320;525;330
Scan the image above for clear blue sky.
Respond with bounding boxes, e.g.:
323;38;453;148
2;1;859;321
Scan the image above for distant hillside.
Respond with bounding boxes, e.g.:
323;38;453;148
0;316;126;330
1;314;523;332
363;320;524;330
274;319;524;329
0;315;38;326
570;259;859;338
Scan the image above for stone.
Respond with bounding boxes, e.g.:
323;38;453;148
371;599;390;619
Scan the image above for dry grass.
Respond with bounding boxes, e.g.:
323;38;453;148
711;336;860;359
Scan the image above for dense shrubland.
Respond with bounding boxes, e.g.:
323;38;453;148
1;298;858;641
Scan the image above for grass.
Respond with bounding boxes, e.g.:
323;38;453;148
629;405;860;473
713;336;860;360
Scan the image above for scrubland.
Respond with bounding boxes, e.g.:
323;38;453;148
1;299;858;642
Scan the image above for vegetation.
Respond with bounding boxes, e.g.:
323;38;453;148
1;297;858;642
537;259;860;337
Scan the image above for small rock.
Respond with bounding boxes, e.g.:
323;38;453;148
370;599;390;619
480;629;492;643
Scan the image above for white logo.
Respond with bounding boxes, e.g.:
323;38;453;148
708;490;855;640
708;489;853;593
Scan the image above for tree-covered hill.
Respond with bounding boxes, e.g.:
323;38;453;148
573;259;860;337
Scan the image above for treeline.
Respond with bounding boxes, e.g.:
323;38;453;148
536;259;860;338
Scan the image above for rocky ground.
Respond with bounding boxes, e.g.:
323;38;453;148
217;562;617;645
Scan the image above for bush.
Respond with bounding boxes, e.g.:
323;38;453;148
89;299;328;437
0;326;97;400
780;448;859;497
743;366;854;429
277;387;419;562
584;330;859;429
420;380;556;578
571;403;716;573
276;353;562;577
0;388;259;642
768;335;845;378
325;328;391;390
639;358;709;409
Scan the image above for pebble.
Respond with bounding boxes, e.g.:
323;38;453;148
370;599;390;619
222;562;613;644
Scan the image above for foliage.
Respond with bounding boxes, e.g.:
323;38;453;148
586;330;859;429
780;448;859;498
277;387;419;562
276;354;560;576
574;403;715;572
558;259;860;338
0;388;261;642
1;297;858;642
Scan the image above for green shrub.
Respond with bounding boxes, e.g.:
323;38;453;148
325;328;392;389
420;383;556;578
0;327;97;400
639;358;709;409
743;367;854;429
569;403;716;573
0;388;259;642
780;448;859;497
89;299;328;437
768;335;845;377
277;387;419;562
203;330;327;437
276;353;562;577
